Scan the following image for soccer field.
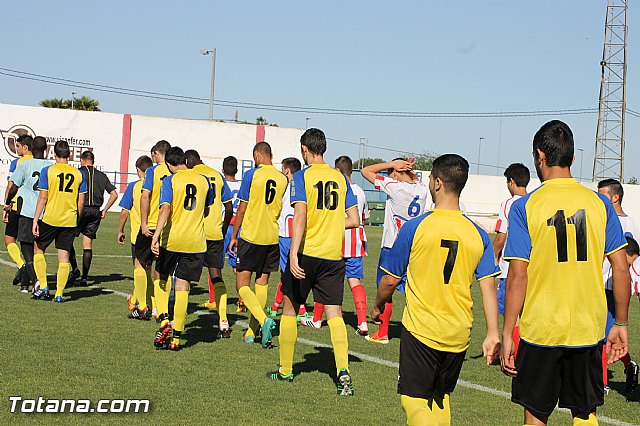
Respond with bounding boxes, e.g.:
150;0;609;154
1;213;639;425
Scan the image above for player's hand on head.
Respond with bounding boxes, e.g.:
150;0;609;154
606;325;629;364
392;158;414;172
500;335;517;377
482;335;501;366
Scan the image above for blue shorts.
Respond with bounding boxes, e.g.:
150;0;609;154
377;247;406;293
605;288;616;336
279;237;292;272
344;257;364;280
224;226;237;268
497;278;506;315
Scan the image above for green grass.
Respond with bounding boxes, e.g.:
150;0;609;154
1;214;638;425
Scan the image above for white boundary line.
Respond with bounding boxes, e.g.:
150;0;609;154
0;257;635;426
0;250;131;259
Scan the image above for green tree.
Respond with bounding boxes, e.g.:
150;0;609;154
412;151;436;171
39;96;100;111
354;158;384;169
627;176;638;185
39;98;68;109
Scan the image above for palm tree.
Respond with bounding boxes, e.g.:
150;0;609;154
39;98;68;109
69;96;101;111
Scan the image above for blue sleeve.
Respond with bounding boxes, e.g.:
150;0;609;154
237;168;255;202
599;193;627;254
159;175;173;205
344;176;357;210
119;182;135;210
379;215;426;280
220;174;233;203
10;163;25;186
290;169;307;204
142;166;155;192
79;172;88;193
475;228;501;280
38;166;50;190
503;198;531;262
8;158;17;175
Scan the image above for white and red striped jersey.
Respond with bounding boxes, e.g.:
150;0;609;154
495;195;523;279
374;174;429;248
603;214;640;290
225;179;242;225
630;257;640;296
343;183;370;258
279;184;294;238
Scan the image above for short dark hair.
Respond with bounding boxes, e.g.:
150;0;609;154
152;140;171;156
16;135;33;151
335;155;353;176
135;155;153;173
253;141;272;157
430;154;469;195
625;236;639;256
533;120;574;168
165;146;186;167
223;156;238;176
32;136;47;159
598;178;624;203
184;149;202;168
282;157;302;174
300;128;327;155
504;163;530;188
80;150;95;164
54;140;70;159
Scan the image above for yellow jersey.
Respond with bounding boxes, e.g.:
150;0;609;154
290;164;358;261
237;165;287;245
380;209;500;352
38;163;87;228
193;163;233;241
141;163;171;229
159;169;214;253
504;178;627;347
119;180;143;244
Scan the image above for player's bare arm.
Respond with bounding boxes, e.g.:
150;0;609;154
151;203;171;256
606;248;631;363
3;182;19;223
77;193;85;219
101;189;119;219
140;190;152;236
478;276;501;366
501;259;528;377
117;210;129;245
229;200;247;255
360;158;415;184
289;201;307;280
371;273;398;324
492;232;506;260
222;201;232;236
345;206;359;229
32;190;48;237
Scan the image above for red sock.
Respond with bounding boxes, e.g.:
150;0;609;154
298;304;307;315
512;325;520;358
602;349;609;387
208;275;216;303
351;284;368;325
621;353;631;368
378;302;393;338
271;282;283;310
313;302;324;322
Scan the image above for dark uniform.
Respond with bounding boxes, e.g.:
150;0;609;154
76;165;117;239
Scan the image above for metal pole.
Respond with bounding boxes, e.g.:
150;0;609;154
305;118;310;129
71;92;76;110
209;48;216;121
577;148;584;182
477;137;485;174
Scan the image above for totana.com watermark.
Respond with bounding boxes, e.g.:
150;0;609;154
9;397;150;413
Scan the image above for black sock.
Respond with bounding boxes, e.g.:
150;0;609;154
82;249;93;279
69;246;78;271
20;243;36;286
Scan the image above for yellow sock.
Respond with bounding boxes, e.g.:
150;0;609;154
238;286;267;329
133;268;147;310
573;413;598;426
7;242;24;268
247;284;269;336
156;278;172;316
431;394;450;425
279;315;297;375
33;253;47;287
54;262;71;297
173;290;189;333
327;317;349;375
401;395;437;426
213;281;227;322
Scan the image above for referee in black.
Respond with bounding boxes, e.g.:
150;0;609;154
68;150;118;286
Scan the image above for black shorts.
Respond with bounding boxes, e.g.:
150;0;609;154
130;243;136;263
76;207;102;239
35;220;75;251
155;247;204;283
17;216;35;244
236;238;279;276
203;240;224;269
512;340;604;419
282;253;345;306
135;229;156;267
4;209;19;238
398;326;466;400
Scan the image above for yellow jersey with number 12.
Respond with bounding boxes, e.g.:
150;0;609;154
38;163;87;228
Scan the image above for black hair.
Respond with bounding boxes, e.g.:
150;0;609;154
54;140;70;159
430;154;469;195
504;163;530;188
152;140;171;157
598;178;624;203
253;141;272;157
300;128;327;155
80;150;95;164
32;136;47;159
223;156;238;176
16;135;33;151
282;157;302;174
165;146;186;167
335;155;353;176
135;155;153;173
184;149;202;168
532;120;574;168
625;236;639;256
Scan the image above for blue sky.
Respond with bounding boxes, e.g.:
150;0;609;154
2;1;638;179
